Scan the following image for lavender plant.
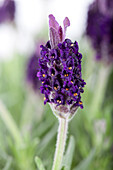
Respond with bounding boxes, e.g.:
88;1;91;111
86;0;113;118
86;0;113;64
37;14;86;170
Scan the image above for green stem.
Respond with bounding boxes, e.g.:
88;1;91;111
52;117;68;170
0;100;23;146
90;65;111;119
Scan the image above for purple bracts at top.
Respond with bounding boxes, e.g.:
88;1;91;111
86;0;113;63
37;15;86;112
0;0;15;23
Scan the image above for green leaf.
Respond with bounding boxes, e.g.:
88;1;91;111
34;118;55;137
37;123;57;154
35;156;45;170
3;156;12;170
62;136;76;170
0;100;23;146
73;148;96;170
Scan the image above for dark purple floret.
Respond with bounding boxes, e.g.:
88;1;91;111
0;0;15;24
26;53;40;91
86;0;113;63
37;39;86;109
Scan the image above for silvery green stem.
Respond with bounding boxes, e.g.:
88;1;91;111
52;117;68;170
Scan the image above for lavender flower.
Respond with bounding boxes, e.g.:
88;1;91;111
26;53;40;91
26;42;43;91
0;0;15;24
37;15;86;119
86;0;113;63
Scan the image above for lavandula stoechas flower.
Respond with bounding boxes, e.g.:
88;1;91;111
26;44;41;91
37;15;86;119
86;0;113;63
0;0;15;24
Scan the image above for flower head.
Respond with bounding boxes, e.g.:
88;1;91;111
37;15;86;119
0;0;15;24
86;0;113;63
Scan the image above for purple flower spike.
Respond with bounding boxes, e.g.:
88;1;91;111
26;53;40;91
26;42;43;91
86;0;113;64
0;0;15;24
38;15;86;119
63;17;70;40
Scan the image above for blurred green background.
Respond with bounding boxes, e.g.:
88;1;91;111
0;0;113;170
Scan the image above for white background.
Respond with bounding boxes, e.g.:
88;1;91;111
0;0;93;60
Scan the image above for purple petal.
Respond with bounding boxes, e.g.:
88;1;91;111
37;71;40;77
49;14;60;48
49;27;60;48
58;26;63;42
49;15;70;48
63;17;70;40
49;14;59;30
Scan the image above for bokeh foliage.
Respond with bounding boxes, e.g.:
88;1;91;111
0;39;113;170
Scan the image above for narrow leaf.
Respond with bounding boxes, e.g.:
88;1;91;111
0;100;23;146
35;156;45;170
3;157;12;170
73;148;96;170
62;136;76;170
37;123;57;154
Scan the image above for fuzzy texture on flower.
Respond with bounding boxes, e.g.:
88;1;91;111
86;0;113;63
37;15;86;117
0;0;15;23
